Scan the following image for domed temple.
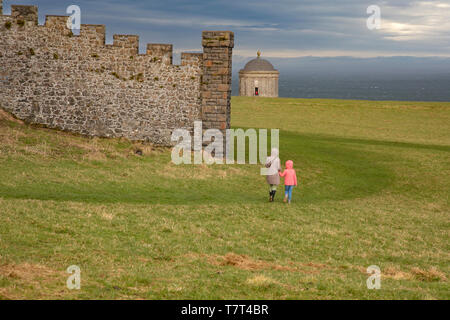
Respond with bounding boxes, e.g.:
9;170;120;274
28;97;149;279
239;51;279;97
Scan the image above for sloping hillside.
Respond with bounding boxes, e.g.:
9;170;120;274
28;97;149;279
0;97;449;299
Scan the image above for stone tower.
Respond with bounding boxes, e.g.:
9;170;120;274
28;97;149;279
239;51;279;97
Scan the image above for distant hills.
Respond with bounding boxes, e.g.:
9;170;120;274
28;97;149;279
232;56;450;79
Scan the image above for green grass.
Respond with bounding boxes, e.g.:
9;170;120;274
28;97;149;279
0;96;449;300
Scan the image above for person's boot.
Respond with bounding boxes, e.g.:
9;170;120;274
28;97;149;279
272;191;277;201
269;191;273;202
283;196;287;203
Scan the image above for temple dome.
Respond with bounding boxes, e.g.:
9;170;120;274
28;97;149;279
241;51;276;72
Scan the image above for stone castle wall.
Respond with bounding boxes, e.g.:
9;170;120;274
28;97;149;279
0;2;234;145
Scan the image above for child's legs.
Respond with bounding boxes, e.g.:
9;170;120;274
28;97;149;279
284;185;291;198
269;184;277;192
285;186;293;201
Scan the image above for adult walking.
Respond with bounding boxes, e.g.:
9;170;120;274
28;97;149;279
265;148;281;202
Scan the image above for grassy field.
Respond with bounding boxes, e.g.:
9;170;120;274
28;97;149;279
0;96;449;300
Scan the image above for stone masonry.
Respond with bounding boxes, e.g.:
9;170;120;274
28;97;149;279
0;1;234;145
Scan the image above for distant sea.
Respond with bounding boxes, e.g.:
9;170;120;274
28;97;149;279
231;75;450;102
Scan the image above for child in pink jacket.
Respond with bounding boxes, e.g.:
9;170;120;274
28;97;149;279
279;160;298;204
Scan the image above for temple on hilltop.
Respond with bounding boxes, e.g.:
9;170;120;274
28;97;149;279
239;51;279;97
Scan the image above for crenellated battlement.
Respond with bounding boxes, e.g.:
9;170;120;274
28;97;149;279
44;15;70;30
11;4;37;24
0;1;234;145
147;44;173;65
113;34;139;56
0;2;204;64
181;53;203;66
81;24;106;45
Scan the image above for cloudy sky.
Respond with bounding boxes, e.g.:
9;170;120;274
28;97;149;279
2;0;450;58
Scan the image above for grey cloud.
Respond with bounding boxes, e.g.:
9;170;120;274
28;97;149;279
2;0;448;57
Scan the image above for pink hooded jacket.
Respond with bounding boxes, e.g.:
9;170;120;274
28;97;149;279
279;160;298;186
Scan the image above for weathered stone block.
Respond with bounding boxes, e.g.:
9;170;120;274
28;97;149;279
147;43;173;65
217;84;229;92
